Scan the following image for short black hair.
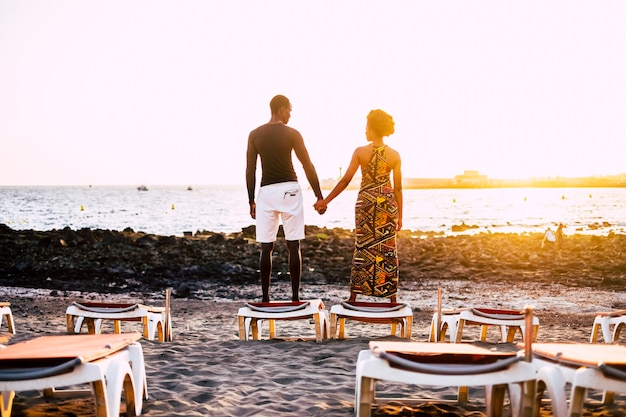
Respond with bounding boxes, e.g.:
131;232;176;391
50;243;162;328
270;95;290;115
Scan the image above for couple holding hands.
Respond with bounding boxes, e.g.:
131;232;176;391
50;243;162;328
246;95;403;303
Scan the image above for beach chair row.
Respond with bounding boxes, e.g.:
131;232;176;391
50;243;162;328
236;299;544;344
0;333;147;417
356;307;626;417
0;297;174;417
237;299;415;342
236;298;626;346
356;338;626;417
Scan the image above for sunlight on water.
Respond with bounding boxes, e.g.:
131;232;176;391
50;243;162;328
1;185;625;237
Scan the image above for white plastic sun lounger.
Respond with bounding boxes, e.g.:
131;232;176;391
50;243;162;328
527;342;626;417
0;333;146;417
329;301;413;339
237;299;329;342
66;301;171;342
430;307;539;343
355;341;537;417
0;303;15;335
590;309;626;343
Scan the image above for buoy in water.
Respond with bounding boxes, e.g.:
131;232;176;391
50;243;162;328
80;205;84;211
171;204;175;210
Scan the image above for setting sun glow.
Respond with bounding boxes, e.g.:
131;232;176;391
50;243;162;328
1;2;625;186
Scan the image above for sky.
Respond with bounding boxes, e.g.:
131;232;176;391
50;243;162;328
1;1;625;186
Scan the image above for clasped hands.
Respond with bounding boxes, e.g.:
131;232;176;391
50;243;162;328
314;199;327;215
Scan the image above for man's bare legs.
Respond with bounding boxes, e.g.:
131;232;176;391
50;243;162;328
260;242;274;303
287;240;301;302
260;240;301;302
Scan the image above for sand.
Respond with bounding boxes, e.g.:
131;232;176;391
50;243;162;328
2;278;626;417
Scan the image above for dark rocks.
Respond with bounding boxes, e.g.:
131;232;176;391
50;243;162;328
0;224;625;298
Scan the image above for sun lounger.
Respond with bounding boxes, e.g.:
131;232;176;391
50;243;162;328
526;342;626;417
0;303;15;335
430;307;539;343
355;341;537;417
329;301;413;339
590;309;626;343
0;333;146;417
66;301;172;342
237;299;329;342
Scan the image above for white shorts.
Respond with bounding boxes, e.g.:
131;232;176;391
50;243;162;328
256;181;305;243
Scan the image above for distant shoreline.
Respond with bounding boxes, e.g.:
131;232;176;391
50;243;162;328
315;171;626;190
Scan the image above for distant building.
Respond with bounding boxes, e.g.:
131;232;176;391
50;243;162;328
453;170;490;187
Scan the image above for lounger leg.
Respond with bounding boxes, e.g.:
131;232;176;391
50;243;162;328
355;376;374;417
85;318;97;334
330;313;338;339
537;365;568;417
519;379;537;417
338;318;346;339
480;325;489;341
455;319;466;343
2;313;14;335
458;385;469;403
114;319;122;334
141;316;150;339
238;316;247;340
602;390;615;405
600;316;612;343
568;385;587;417
614;322;624;343
251;319;260;340
405;316;413;340
505;326;517;343
590;319;601;343
269;319;276;339
428;315;437;341
314;313;322;342
322;311;330;339
486;383;506;417
103;356;137;417
0;391;15;417
91;380;110;417
127;343;148;403
66;314;77;333
390;321;398;337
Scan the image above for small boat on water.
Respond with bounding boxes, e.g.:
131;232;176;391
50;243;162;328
187;186;193;191
137;185;148;191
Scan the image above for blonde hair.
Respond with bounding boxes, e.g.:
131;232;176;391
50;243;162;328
367;109;395;137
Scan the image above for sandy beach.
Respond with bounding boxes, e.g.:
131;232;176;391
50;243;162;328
2;277;626;417
2;225;626;416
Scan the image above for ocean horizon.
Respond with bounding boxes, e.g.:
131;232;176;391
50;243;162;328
1;184;625;237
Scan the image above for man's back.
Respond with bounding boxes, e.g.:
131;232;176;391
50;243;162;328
247;123;301;187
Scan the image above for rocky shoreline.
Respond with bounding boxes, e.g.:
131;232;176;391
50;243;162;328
1;223;625;298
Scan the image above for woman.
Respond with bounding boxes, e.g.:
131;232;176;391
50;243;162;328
314;109;402;302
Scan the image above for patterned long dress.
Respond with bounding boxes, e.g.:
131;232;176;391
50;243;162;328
350;145;399;299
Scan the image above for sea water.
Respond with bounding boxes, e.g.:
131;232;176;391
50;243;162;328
1;185;625;237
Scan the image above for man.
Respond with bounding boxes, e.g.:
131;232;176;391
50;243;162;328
246;95;324;302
